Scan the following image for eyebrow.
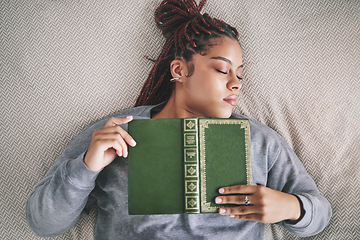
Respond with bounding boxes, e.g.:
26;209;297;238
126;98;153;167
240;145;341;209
210;56;244;68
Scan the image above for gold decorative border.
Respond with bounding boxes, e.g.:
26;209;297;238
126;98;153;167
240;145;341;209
184;164;198;178
184;133;197;147
184;119;197;132
184;148;198;162
185;180;199;194
199;119;252;213
183;118;200;213
185;196;199;210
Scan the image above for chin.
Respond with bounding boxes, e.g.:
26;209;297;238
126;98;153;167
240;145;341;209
208;109;233;119
194;103;233;118
218;112;232;118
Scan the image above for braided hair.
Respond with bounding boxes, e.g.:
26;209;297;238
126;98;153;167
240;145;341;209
135;0;239;106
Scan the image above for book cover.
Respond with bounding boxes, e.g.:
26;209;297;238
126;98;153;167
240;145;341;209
128;118;251;215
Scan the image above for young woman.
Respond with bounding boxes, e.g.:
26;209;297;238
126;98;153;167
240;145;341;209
26;0;332;239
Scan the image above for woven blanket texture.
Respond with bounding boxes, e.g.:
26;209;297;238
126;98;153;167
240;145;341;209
1;0;359;239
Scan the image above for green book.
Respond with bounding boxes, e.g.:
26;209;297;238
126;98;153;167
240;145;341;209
128;118;252;215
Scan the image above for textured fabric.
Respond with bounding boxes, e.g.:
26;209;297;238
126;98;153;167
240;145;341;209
25;104;331;239
1;0;359;239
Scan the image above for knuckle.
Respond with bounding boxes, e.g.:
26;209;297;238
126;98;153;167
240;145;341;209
116;132;124;141
115;142;123;151
122;142;128;151
239;207;245;214
115;125;123;132
92;135;101;143
235;185;242;192
122;134;132;142
117;139;125;148
257;185;266;193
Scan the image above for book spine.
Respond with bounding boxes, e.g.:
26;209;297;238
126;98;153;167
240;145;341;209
183;118;200;214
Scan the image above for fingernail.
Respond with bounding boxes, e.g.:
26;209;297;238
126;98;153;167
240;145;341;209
130;139;137;147
230;215;235;218
215;197;222;204
126;116;133;119
219;188;225;194
219;208;226;214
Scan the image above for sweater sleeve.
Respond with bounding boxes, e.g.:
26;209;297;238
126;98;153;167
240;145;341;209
25;118;108;237
25;106;155;237
26;153;100;237
266;134;332;237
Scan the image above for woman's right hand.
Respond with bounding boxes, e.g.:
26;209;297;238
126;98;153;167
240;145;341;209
84;116;136;172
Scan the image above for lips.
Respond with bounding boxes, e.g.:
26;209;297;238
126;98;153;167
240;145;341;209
223;94;238;106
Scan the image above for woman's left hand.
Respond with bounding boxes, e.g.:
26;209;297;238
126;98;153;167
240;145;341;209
215;185;301;223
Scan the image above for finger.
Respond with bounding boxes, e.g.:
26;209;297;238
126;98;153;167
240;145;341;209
117;127;137;147
218;185;258;195
93;138;123;157
98;126;136;147
109;139;124;157
215;194;254;205
218;205;257;216
95;132;129;158
104;116;133;128
116;134;129;158
230;213;262;222
93;134;124;155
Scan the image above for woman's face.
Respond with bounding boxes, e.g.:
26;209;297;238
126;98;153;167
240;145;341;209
179;37;243;118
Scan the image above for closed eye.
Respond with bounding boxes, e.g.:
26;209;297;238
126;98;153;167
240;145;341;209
216;69;228;75
217;69;243;81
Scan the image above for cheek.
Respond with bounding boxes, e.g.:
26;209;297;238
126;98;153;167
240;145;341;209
186;73;223;98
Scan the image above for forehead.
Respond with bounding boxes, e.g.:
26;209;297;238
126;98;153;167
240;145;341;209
198;37;243;65
209;37;242;55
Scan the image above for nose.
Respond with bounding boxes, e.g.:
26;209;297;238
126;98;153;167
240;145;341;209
227;74;242;91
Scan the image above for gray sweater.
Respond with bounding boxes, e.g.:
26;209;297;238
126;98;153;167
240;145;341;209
26;104;332;239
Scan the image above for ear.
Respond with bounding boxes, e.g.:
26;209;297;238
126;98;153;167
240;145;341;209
170;59;188;83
